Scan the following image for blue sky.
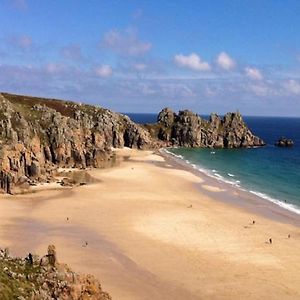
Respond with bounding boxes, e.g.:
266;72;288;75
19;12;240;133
1;0;300;116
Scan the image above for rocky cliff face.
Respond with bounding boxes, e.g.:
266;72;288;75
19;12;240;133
146;107;265;148
0;93;153;193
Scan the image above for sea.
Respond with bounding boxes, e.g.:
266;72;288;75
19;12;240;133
125;113;300;215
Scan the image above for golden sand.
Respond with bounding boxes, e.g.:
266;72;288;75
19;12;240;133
0;149;300;299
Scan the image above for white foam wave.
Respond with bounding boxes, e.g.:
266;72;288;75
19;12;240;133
214;173;223;179
163;148;300;215
249;191;300;215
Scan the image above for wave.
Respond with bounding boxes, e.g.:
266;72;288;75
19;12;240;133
164;148;241;187
163;148;300;215
249;191;300;215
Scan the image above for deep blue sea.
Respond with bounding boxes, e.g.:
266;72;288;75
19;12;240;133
126;113;300;214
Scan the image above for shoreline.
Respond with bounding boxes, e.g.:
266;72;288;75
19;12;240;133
160;148;300;227
1;148;300;299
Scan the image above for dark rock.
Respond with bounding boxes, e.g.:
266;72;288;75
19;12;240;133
27;161;40;177
150;108;265;148
275;137;294;147
157;107;175;127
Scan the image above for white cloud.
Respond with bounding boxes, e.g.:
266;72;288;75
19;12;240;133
133;63;147;71
45;63;67;75
1;62;300;115
102;28;151;56
18;35;32;48
9;35;32;50
216;52;235;70
95;65;113;77
174;53;211;71
61;44;82;60
245;67;263;80
248;83;269;96
283;79;300;95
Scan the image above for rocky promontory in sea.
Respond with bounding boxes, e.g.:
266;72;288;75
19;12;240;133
145;107;265;148
0;245;111;299
0;93;265;194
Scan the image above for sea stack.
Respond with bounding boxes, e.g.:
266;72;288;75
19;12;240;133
275;137;294;147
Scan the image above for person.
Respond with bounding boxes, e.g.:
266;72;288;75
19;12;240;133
269;238;272;244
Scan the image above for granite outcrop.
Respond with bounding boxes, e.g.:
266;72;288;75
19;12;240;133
146;107;265;148
0;93;153;193
275;137;294;147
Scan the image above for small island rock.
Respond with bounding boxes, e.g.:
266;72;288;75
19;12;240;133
275;137;294;147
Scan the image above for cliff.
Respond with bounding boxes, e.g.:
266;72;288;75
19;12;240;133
0;93;265;194
0;245;111;299
0;92;153;193
145;107;265;148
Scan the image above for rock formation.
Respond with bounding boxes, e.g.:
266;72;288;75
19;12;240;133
0;93;153;193
146;107;265;148
275;137;294;147
0;93;265;194
0;245;111;300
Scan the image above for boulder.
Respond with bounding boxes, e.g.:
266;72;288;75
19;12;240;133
157;107;175;127
275;137;294;147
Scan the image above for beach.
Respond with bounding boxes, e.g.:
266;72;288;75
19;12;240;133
0;148;300;299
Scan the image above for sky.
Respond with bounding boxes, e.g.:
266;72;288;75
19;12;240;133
1;0;300;116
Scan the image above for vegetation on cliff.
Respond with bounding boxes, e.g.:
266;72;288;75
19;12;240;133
0;245;111;300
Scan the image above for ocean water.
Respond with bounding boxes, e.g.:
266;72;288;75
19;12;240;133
126;113;300;214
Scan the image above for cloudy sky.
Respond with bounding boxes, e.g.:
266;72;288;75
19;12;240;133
1;0;300;116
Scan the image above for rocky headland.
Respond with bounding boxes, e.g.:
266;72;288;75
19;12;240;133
0;93;264;194
146;107;265;148
0;92;153;194
0;245;111;300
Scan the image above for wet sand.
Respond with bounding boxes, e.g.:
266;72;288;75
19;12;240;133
0;148;300;299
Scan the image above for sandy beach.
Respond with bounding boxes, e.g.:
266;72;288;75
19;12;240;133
1;148;300;299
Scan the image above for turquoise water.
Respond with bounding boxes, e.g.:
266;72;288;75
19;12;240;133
127;114;300;214
169;117;300;214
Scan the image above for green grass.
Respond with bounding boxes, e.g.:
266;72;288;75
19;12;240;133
0;256;43;299
1;92;108;120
